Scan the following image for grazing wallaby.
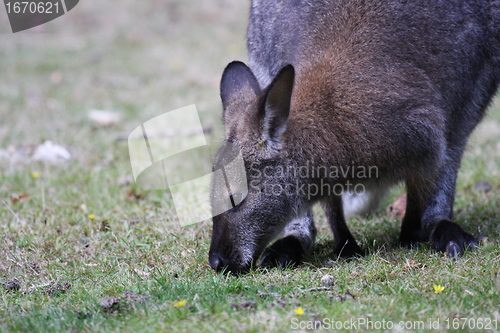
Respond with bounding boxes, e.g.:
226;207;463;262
209;0;500;274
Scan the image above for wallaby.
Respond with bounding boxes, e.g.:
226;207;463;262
209;0;500;274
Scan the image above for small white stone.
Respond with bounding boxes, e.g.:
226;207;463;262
321;274;335;286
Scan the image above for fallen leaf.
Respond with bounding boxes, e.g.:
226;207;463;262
43;282;71;296
331;290;356;302
100;220;111;232
386;193;407;218
126;189;145;201
99;297;121;312
88;109;121;127
403;260;422;270
3;280;20;292
32;141;71;163
230;301;257;311
122;290;148;303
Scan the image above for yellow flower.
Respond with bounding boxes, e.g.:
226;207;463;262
294;307;305;315
88;214;95;220
433;284;445;294
173;300;187;308
31;171;40;179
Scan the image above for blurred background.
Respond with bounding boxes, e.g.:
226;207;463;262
0;0;257;251
0;0;247;156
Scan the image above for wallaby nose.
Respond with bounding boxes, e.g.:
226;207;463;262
209;253;226;272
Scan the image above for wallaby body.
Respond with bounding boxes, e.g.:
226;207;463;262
209;0;500;274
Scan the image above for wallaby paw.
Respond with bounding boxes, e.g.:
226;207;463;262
260;236;305;269
429;220;477;259
333;238;365;258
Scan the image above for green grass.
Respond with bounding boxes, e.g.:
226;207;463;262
1;0;500;332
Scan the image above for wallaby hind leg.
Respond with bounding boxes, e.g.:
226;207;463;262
422;148;477;258
322;195;364;258
260;210;317;268
422;66;499;257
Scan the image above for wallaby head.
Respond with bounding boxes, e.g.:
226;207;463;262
209;61;299;274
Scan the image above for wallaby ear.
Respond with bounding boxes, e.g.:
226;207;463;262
262;64;295;150
220;61;261;124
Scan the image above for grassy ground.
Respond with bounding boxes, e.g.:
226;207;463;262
1;0;500;332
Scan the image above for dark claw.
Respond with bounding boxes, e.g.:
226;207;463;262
430;220;478;258
446;241;460;259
